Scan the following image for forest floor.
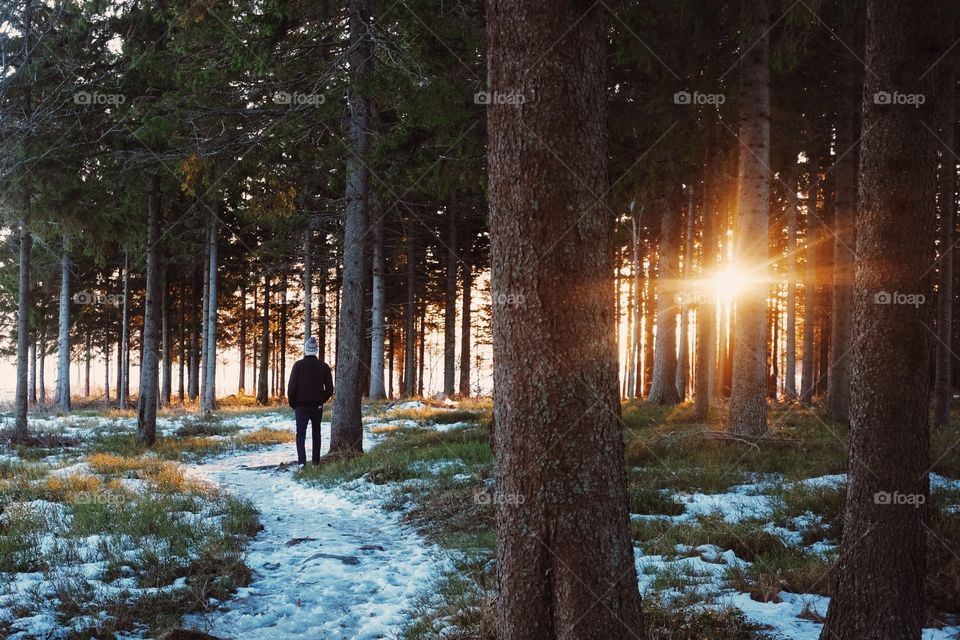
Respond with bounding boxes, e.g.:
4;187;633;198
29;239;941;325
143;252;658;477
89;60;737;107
0;399;958;639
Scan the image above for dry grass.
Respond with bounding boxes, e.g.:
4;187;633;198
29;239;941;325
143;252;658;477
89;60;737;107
235;427;295;446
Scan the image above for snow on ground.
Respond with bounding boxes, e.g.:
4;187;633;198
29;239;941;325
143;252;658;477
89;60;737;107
180;419;447;640
631;472;960;639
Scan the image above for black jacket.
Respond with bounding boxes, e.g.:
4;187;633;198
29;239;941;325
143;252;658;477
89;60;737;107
287;356;334;408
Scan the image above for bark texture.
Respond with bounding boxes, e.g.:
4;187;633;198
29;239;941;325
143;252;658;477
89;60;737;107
137;175;162;445
648;200;681;405
329;0;373;455
487;1;645;637
729;0;771;436
819;2;945;637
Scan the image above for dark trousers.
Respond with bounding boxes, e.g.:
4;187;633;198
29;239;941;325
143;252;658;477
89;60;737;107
294;406;324;464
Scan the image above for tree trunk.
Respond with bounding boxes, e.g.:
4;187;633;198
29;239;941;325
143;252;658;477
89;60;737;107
318;235;328;361
202;208;219;413
200;228;211;404
160;265;172;405
188;264;201;400
178;283;185;403
137;173;162;445
84;333;91;398
728;0;771;436
29;340;37;406
239;286;247;394
404;230;417;397
459;258;472;396
825;16;860;423
303;228;312;342
801;174;818;403
279;274;287;398
443;204;458;397
643;240;657;396
14;212;31;438
676;191;695;400
785;168;799;400
370;207;387;398
56;234;71;412
417;304;426;397
648;199;681;405
328;0;373;456
819;3;944;637
487;2;645;637
694;152;717;419
629;212;642;399
104;337;110;402
39;329;46;405
934;72;956;429
119;252;131;409
257;276;270;405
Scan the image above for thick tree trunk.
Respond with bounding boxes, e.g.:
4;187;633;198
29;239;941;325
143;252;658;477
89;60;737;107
202;208;219;413
459;258;472;396
56;235;70;412
819;3;945;637
728;0;771;436
648;199;681;405
369;207;387;398
119;252;131;409
404;230;417;397
137;173;162;445
934;73;956;429
443;205;458;397
257;276;270;405
328;0;373;456
14;213;31;438
487;1;645;637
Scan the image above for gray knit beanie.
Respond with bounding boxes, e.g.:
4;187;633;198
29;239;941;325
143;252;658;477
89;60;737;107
304;335;319;356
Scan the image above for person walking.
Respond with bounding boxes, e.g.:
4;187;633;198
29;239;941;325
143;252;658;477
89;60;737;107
287;336;334;465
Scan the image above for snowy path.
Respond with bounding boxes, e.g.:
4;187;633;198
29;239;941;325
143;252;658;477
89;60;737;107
180;420;443;640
